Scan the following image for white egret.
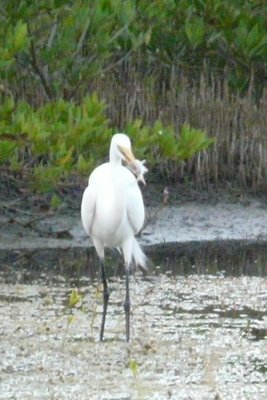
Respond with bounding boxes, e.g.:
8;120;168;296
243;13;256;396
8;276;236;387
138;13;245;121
81;133;147;342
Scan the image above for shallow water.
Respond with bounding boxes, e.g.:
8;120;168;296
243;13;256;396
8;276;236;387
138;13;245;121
0;258;266;400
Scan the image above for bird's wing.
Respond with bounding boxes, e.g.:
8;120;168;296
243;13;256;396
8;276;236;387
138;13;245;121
126;183;145;235
81;184;97;236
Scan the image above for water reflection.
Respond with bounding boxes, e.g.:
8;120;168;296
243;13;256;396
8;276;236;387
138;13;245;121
1;240;267;287
149;240;267;277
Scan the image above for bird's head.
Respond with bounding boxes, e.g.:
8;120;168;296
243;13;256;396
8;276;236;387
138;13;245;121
110;133;147;184
110;133;135;164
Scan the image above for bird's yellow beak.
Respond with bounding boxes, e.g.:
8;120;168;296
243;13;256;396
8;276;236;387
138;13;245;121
118;145;135;164
118;145;147;185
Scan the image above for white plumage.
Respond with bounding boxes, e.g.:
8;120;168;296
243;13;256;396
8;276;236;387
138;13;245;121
81;133;147;341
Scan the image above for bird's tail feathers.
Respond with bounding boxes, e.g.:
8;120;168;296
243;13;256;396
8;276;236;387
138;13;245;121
132;238;147;271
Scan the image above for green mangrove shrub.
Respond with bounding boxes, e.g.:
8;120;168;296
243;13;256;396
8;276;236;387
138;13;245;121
1;0;266;101
0;94;112;191
126;119;214;165
0;94;214;192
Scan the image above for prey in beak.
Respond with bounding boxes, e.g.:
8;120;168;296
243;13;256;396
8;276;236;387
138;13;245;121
118;145;147;185
129;159;148;185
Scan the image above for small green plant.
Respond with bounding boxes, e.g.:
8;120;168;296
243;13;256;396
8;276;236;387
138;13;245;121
69;288;83;308
176;124;215;160
62;288;83;349
129;358;139;377
50;193;63;210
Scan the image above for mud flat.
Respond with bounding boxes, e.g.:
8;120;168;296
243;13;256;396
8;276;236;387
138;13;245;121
0;265;266;400
1;199;267;270
0;199;267;399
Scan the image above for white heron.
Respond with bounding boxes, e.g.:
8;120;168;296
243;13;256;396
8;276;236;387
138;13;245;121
81;133;147;342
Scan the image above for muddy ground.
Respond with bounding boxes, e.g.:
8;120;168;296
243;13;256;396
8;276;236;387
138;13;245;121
0;182;267;399
0;267;266;400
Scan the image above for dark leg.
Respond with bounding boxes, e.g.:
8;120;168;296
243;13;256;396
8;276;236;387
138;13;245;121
124;267;131;342
99;258;110;341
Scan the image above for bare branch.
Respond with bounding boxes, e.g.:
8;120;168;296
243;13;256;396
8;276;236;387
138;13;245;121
28;26;53;100
46;19;58;49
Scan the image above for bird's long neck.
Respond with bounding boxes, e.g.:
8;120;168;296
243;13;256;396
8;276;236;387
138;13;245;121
109;146;122;167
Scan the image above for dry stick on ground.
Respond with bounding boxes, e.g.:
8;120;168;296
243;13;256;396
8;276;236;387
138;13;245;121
140;187;169;234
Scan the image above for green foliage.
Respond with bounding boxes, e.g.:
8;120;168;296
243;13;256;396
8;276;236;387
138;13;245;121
69;288;83;308
0;93;112;191
137;0;267;90
0;93;214;192
129;359;139;377
0;20;28;70
50;193;62;209
0;0;151;99
185;16;205;49
33;165;63;192
0;140;17;163
1;0;266;97
176;125;215;160
61;288;84;349
126;119;214;165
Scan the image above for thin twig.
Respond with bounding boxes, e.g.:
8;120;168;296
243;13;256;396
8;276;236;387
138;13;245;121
28;26;53;100
140;187;169;233
46;19;58;49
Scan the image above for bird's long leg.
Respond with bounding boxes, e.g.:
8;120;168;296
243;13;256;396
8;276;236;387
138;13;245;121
99;258;110;341
124;266;131;342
